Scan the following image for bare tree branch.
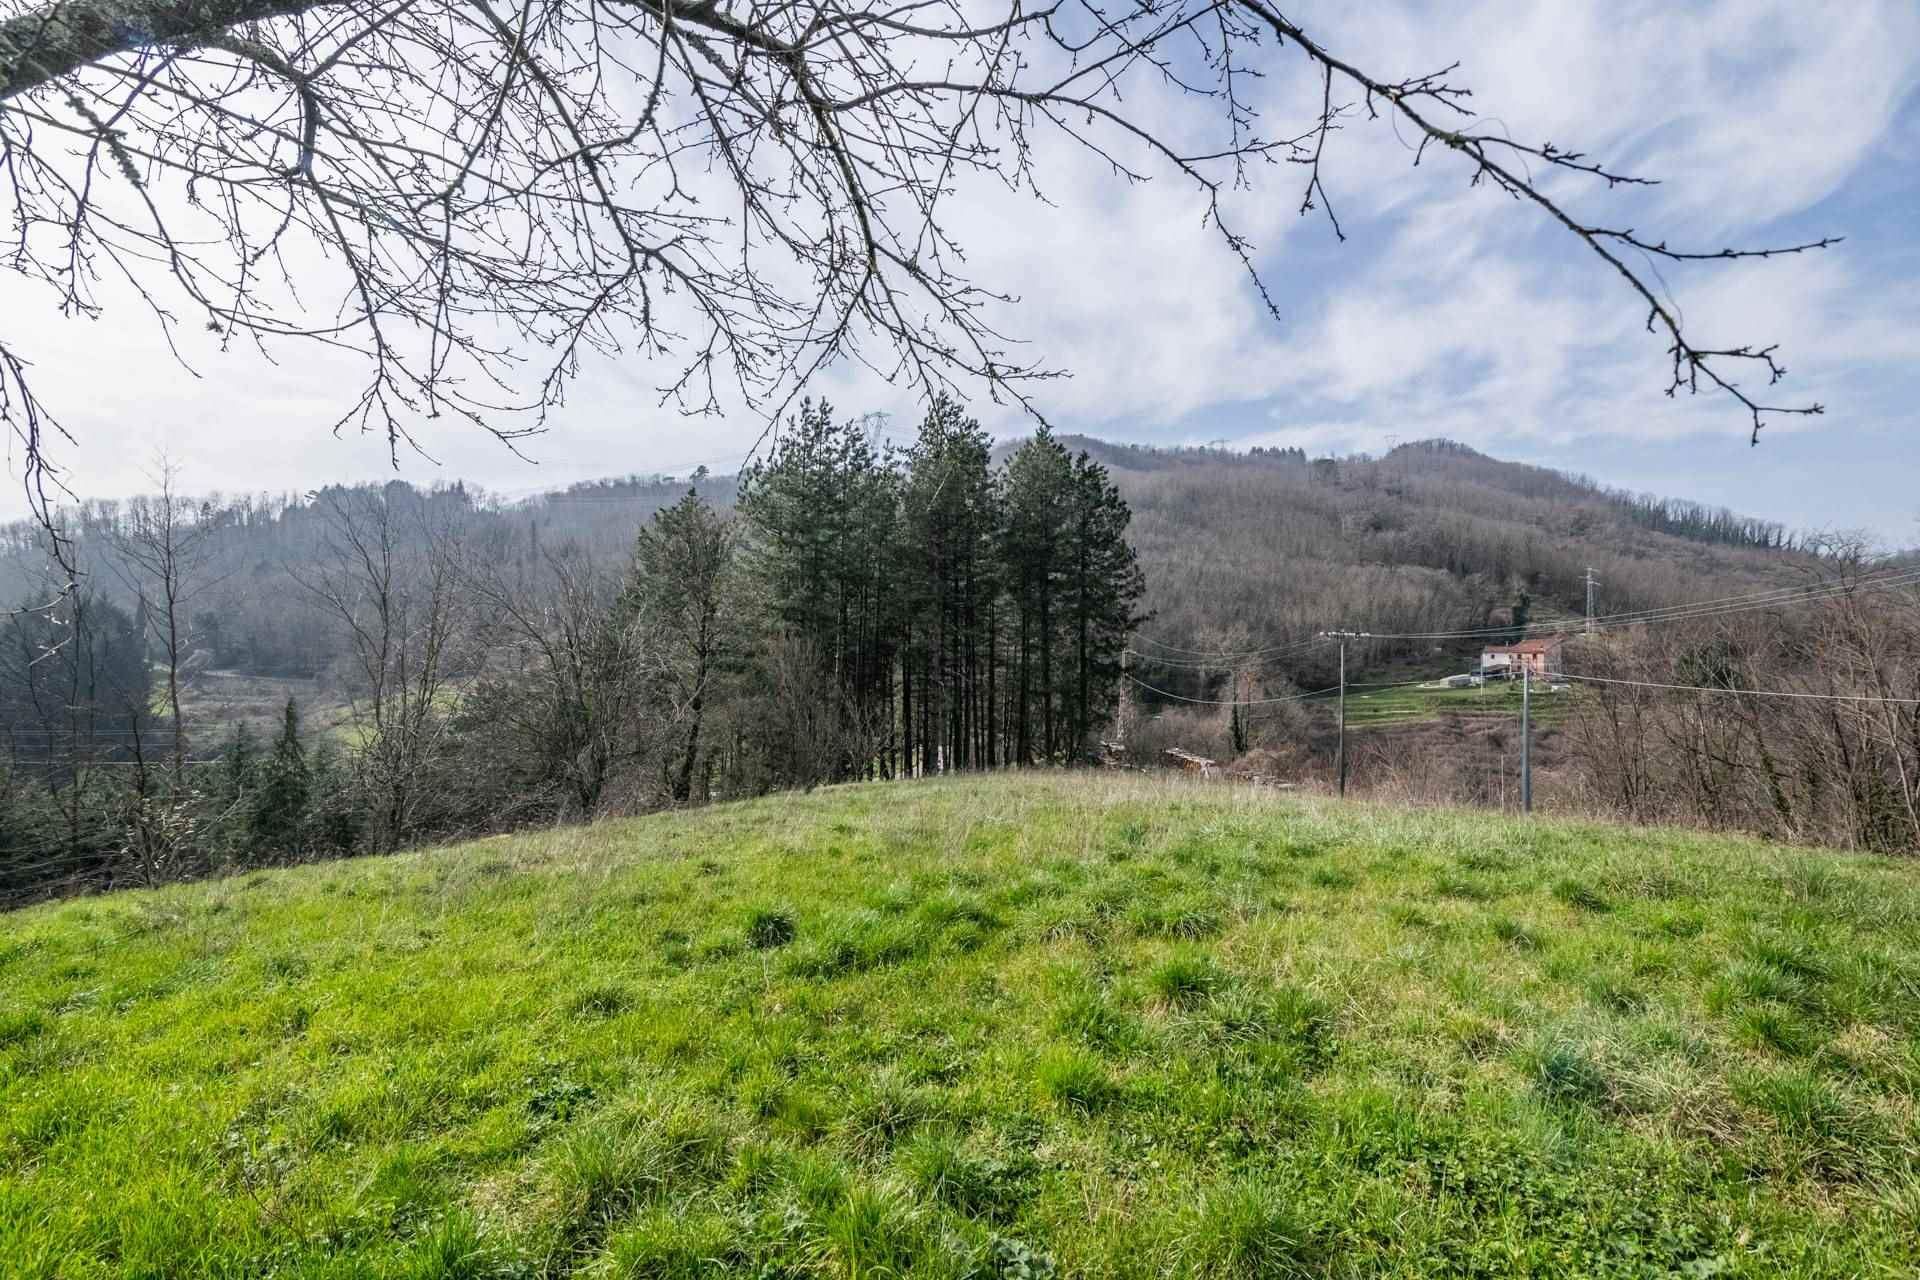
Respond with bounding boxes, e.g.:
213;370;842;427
1;0;1836;559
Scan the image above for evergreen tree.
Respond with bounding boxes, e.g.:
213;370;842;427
1000;428;1074;762
252;698;311;854
1061;450;1147;760
897;395;998;774
737;400;898;779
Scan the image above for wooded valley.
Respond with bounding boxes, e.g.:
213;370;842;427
4;431;1916;906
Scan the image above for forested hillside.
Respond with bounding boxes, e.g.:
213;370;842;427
7;426;1916;906
0;473;734;678
1095;437;1832;692
0;436;1838;690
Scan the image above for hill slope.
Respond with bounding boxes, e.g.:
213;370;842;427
0;437;1831;690
1076;438;1828;689
6;776;1919;1276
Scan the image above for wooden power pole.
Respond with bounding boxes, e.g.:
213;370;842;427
1320;631;1367;797
1520;664;1533;813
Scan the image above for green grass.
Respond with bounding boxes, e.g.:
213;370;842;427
5;775;1920;1277
1337;679;1580;730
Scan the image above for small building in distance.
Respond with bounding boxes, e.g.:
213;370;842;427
1479;636;1565;679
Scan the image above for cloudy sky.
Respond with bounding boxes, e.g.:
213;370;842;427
4;0;1917;545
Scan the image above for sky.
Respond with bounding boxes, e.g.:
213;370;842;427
3;0;1916;546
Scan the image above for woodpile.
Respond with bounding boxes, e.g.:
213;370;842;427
1163;747;1218;778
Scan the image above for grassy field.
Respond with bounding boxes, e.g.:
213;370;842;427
1335;679;1579;731
5;776;1920;1278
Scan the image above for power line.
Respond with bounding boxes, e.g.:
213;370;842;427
1122;638;1328;670
1124;673;1342;706
1128;634;1329;662
1123;672;1439;707
1341;567;1920;642
1554;672;1920;705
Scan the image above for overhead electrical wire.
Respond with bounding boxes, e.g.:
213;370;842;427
1123;674;1343;706
1127;633;1329;662
1121;672;1446;706
1123;637;1328;670
1552;672;1920;705
1128;566;1920;664
1337;567;1920;642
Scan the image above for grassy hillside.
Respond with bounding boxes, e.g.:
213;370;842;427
5;777;1919;1277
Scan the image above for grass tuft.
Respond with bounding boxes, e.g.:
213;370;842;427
567;983;633;1019
1490;916;1543;950
1183;1175;1317;1277
1529;1038;1610;1107
1035;1046;1116;1112
898;1129;1032;1219
1126;894;1223;940
1735;1066;1881;1181
1054;990;1145;1055
540;1103;730;1239
399;1212;497;1280
1148;948;1225;1008
1552;878;1611;912
745;907;798;950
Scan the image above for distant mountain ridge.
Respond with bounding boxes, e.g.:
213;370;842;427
0;435;1856;687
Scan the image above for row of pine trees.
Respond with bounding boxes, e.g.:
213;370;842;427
739;397;1145;776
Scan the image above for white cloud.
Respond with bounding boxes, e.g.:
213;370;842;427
2;0;1916;520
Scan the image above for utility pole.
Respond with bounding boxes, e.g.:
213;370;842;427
1584;567;1599;634
1320;631;1368;797
1520;663;1533;814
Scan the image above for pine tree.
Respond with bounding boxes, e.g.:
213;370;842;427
252;697;310;855
999;428;1073;763
898;395;998;774
1062;450;1146;760
737;400;897;779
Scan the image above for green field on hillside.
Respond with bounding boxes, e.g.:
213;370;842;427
1333;678;1579;731
5;777;1919;1277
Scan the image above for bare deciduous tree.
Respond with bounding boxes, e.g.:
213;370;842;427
623;489;735;804
291;485;470;849
106;455;212;776
3;0;1832;557
467;540;653;817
